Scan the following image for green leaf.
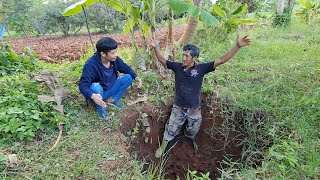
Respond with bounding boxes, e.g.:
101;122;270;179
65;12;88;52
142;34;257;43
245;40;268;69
231;4;248;15
30;113;40;120
9;118;21;132
4;126;10;133
107;1;126;14
168;0;198;16
141;21;150;34
200;8;219;27
123;19;132;35
27;130;35;137
229;18;240;25
62;0;96;16
132;6;141;22
125;1;132;15
270;151;285;160
168;0;217;26
297;0;305;7
239;19;256;24
213;4;226;18
16;126;27;132
305;1;313;9
7;107;23;114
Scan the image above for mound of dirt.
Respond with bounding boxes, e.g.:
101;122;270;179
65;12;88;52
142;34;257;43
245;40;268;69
120;93;244;179
0;26;185;63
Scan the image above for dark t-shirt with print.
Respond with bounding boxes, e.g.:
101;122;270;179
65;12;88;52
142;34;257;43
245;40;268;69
166;60;215;108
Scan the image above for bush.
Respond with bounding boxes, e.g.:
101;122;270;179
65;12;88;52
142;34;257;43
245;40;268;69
0;74;59;142
0;43;37;76
272;7;293;27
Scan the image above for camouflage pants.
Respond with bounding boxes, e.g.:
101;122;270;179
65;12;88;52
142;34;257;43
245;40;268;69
163;104;202;141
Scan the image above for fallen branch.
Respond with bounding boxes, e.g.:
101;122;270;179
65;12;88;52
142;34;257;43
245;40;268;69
46;122;65;153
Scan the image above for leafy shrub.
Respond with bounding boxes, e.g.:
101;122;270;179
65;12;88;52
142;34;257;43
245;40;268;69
272;7;293;27
0;74;58;142
0;43;37;76
296;0;320;23
210;1;255;37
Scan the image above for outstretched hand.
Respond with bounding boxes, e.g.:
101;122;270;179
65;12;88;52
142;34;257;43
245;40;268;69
237;35;252;48
91;93;107;108
149;39;158;49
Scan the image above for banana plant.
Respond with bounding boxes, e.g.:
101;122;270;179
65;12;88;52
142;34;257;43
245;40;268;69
167;0;218;27
62;0;96;47
296;0;320;23
211;3;255;39
98;0;141;50
63;0;220;69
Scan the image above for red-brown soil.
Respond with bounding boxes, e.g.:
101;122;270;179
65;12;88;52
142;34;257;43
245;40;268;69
120;93;243;179
0;27;185;63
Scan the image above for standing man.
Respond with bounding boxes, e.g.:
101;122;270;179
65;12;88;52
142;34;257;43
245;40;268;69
150;35;251;158
79;37;142;120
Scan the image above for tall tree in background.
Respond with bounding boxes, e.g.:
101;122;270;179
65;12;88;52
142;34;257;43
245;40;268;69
277;0;285;14
273;0;295;27
178;0;202;45
166;8;174;60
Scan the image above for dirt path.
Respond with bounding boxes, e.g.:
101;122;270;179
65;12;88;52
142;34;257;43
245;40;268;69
0;26;185;63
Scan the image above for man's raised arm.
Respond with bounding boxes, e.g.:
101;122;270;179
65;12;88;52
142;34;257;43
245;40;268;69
150;40;167;67
214;35;251;68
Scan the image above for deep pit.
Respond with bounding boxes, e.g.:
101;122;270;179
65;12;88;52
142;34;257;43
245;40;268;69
120;93;248;179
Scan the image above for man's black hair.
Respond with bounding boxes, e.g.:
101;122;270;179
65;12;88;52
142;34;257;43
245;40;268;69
183;44;200;58
96;37;118;54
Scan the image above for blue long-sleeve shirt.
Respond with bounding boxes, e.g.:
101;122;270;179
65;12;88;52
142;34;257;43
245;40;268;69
79;52;137;99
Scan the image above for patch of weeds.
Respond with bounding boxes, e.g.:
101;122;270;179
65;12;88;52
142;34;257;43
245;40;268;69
186;169;210;180
267;140;300;173
0;74;60;142
0;44;38;76
139;71;158;93
106;107;122;130
205;94;274;169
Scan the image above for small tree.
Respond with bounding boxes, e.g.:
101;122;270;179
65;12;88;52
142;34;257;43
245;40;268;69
211;2;255;35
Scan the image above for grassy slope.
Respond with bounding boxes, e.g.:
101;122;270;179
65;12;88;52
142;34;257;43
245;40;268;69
1;18;319;179
198;19;320;178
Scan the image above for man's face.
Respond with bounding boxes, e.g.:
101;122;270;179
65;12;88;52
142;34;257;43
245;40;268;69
101;49;118;62
182;50;196;67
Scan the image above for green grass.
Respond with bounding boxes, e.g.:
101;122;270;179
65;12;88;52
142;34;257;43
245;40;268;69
1;17;320;179
197;18;320;178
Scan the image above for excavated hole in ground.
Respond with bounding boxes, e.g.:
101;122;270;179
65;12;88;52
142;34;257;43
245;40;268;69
120;93;268;179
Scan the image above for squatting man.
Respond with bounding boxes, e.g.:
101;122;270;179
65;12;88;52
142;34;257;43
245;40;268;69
150;35;251;158
79;37;142;119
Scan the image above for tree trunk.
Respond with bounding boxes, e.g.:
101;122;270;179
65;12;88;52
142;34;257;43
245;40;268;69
178;0;202;45
149;0;161;70
277;0;285;15
288;0;295;12
166;8;174;61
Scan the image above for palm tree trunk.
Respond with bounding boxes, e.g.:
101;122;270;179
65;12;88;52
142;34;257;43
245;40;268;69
277;0;285;15
178;0;202;45
166;8;174;60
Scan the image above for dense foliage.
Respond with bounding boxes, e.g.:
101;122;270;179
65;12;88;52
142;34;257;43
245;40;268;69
0;44;36;76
